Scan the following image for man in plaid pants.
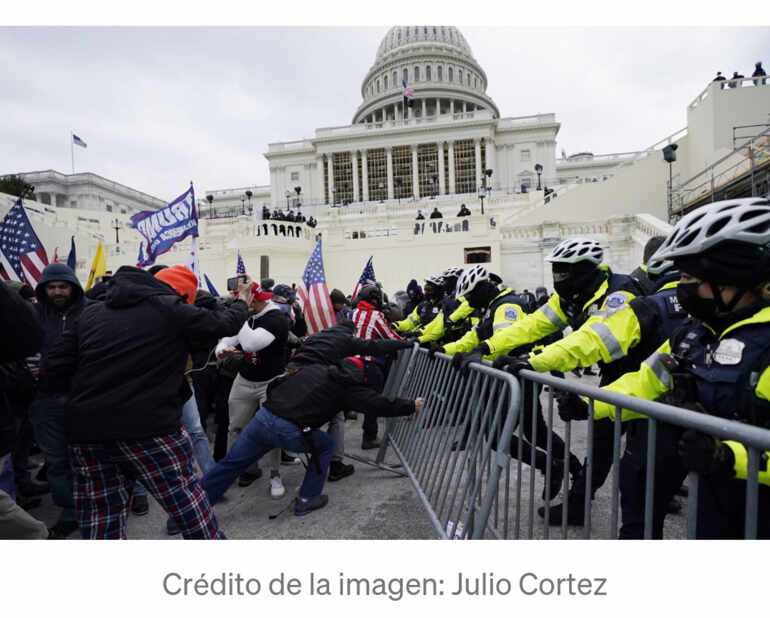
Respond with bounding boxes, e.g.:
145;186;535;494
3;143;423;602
43;265;251;539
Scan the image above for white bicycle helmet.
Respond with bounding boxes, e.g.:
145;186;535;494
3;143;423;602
645;257;675;277
442;266;463;279
424;274;445;287
545;237;603;265
455;265;488;299
650;198;770;263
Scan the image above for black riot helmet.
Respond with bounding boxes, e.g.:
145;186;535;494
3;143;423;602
355;283;383;310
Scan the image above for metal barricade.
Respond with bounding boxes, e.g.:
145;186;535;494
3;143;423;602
497;369;770;540
377;346;521;539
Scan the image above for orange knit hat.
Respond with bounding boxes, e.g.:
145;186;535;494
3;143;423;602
155;265;198;304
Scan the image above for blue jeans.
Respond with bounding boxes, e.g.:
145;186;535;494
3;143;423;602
201;407;333;505
29;394;76;523
134;389;215;498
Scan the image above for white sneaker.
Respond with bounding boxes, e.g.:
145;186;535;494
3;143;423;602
270;476;285;499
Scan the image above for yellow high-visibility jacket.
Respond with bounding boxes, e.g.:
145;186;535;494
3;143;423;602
443;289;526;360
592;305;770;486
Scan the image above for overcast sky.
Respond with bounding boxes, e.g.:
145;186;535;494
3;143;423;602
1;25;768;201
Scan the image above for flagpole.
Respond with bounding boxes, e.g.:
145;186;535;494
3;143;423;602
70;130;74;174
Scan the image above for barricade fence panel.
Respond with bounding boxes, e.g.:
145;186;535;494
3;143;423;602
380;349;770;540
380;346;521;539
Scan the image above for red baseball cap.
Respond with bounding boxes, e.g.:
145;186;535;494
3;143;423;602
251;281;273;301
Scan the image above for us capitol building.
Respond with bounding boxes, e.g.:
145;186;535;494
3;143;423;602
6;26;770;294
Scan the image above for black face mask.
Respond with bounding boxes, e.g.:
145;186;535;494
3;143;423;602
676;282;719;324
553;268;599;303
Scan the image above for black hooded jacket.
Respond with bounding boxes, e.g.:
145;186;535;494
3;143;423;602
263;321;415;429
42;266;249;442
34;263;89;360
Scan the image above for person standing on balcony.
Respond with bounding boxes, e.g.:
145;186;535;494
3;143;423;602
713;71;726;89
753;61;767;86
729;71;744;88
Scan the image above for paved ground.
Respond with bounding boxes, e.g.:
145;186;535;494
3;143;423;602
26;371;688;540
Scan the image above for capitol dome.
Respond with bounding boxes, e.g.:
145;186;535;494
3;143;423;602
352;26;500;125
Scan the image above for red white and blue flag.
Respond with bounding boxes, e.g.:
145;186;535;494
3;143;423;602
136;242;145;268
351;255;376;301
236;250;246;275
296;237;336;334
72;133;87;148
402;79;415;108
0;198;50;286
66;236;77;270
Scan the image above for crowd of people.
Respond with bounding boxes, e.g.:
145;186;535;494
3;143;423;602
1;196;769;540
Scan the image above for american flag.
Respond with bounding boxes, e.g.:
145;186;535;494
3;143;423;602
0;198;49;286
72;133;87;148
351;256;376;301
402;79;415;108
296;237;336;334
236;250;246;275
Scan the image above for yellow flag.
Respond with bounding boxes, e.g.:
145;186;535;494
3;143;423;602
85;242;106;290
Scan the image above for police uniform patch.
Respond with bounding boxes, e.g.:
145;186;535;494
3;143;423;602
505;307;518;321
665;294;685;315
604;292;627;311
432;307;439;314
713;338;745;365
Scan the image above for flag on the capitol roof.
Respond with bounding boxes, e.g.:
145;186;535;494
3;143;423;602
72;133;87;148
0;198;50;286
296;237;336;334
236;250;246;275
131;183;197;267
66;236;76;271
204;273;219;297
402;79;415;108
351;256;376;301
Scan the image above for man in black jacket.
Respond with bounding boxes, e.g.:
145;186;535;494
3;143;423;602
43;265;251;539
200;321;422;516
28;262;89;538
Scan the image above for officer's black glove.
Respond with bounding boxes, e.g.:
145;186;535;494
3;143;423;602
492;355;514;371
678;429;735;478
455;343;489;373
555;392;589;422
404;335;420;345
427;342;443;359
504;354;533;377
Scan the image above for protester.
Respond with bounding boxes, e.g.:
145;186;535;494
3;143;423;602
753;61;767;86
43;265;251;539
200;320;421;514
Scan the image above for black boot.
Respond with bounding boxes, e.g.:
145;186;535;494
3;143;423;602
542;459;564;501
328;460;355;482
538;493;586;526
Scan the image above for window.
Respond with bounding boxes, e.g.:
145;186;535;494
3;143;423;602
474;77;478;89
424;27;428;35
464;246;491;264
105;204;112;212
521;176;532;189
426;66;431;81
398;30;401;42
290;172;300;181
521;149;531;162
438;65;443;81
448;67;453;82
393;71;397;86
467;73;471;86
403;68;408;83
458;69;463;84
376;80;380;93
414;66;420;81
384;75;388;89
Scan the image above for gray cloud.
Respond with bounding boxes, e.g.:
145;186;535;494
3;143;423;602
1;26;767;200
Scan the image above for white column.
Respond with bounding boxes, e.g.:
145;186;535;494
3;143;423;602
448;141;456;194
362;149;369;201
352;151;359;202
421;99;426;118
316;158;325;204
485;139;496;187
463;101;467;113
450;100;454;115
386;147;394;200
436;97;440;116
326;154;334;205
411;144;419;198
474;138;482;192
437;142;446;195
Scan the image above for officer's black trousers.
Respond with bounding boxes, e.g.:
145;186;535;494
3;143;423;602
696;476;770;539
618;420;687;539
570;417;627;499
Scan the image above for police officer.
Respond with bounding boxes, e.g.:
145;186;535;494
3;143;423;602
587;198;770;538
394;274;445;335
434;266;578;498
529;255;687;535
418;266;478;345
484;237;642;524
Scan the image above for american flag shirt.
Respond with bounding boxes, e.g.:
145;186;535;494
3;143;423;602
351;300;403;363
